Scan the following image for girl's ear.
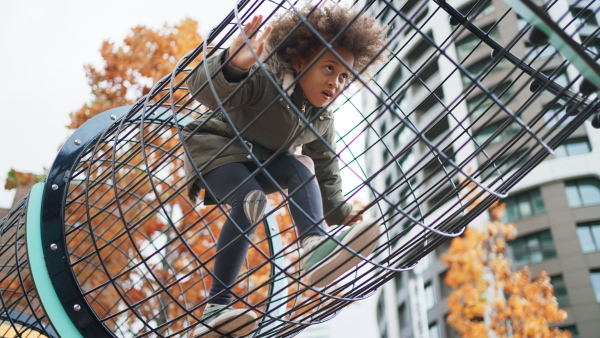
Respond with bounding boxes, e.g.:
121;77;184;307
292;57;305;73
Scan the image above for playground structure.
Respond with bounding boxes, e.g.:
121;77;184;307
0;0;599;337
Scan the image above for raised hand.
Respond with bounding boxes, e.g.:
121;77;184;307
229;15;273;70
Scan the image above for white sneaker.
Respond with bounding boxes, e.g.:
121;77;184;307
302;219;380;288
192;304;258;338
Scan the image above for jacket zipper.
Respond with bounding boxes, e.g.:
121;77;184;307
290;99;307;139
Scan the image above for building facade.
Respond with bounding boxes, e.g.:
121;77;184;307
362;0;600;337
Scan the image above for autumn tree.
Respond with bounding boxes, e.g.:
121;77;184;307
68;17;203;128
4;169;45;192
4;16;321;337
60;17;282;336
442;202;570;338
59;16;310;336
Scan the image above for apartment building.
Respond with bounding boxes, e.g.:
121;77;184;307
362;0;600;337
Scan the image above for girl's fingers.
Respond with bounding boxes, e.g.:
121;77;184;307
256;41;265;57
243;16;258;36
248;16;260;35
248;15;266;41
260;26;273;42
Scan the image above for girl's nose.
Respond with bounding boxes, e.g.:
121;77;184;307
329;76;339;88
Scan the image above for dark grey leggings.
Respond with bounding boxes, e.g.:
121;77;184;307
202;154;327;305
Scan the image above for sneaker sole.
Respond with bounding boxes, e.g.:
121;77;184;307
305;220;380;288
193;310;258;338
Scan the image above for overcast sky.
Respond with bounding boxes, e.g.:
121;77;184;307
0;1;378;337
0;0;239;208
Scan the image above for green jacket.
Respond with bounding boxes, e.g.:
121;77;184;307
183;49;352;225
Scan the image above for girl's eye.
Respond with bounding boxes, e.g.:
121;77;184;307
340;73;349;80
325;65;334;72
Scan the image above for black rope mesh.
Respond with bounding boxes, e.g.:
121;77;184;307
0;198;57;337
0;0;598;337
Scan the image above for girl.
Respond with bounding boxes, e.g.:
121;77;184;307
183;2;387;337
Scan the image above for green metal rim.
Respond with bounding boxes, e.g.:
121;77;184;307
26;182;84;338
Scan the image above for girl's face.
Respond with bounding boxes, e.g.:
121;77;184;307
294;45;355;107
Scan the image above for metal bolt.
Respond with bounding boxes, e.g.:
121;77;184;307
286;105;290;109
247;155;252;159
110;114;117;120
50;243;58;251
74;139;81;146
51;184;59;191
73;304;81;311
319;116;324;121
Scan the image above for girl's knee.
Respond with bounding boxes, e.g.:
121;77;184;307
293;155;315;174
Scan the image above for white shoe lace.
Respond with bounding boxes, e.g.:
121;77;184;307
301;235;325;253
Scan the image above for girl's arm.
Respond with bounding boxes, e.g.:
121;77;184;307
302;119;353;226
186;51;258;110
187;15;271;110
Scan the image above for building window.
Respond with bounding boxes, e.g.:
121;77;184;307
570;6;599;26
401;0;421;16
424;116;450;141
427;183;456;210
466;82;513;119
542;67;570;88
459;0;495;19
482;150;530;179
395;272;406;294
590;271;600;302
423;146;455;177
461;58;509;84
429;322;440;338
411;59;439;94
398;178;418;209
445;316;460;338
424;282;436;310
398;303;410;329
386;67;403;93
565;178;600;208
385;175;393;188
401;210;420;232
576;221;600;253
544;103;575;127
550;275;570;307
554;137;592;158
440;271;453;299
525;39;559;59
377;295;387;337
455;24;500;60
502;188;545;223
474;119;520;145
508;230;557;267
416;87;445;118
560;325;579;338
407;35;434;67
435;238;451;258
456;33;481;60
582;35;600;56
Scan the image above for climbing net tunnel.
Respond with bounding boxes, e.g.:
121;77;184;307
1;0;599;337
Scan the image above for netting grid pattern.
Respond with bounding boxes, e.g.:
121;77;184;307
0;198;56;337
0;0;599;337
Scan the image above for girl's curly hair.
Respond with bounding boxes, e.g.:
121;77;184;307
267;1;388;73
